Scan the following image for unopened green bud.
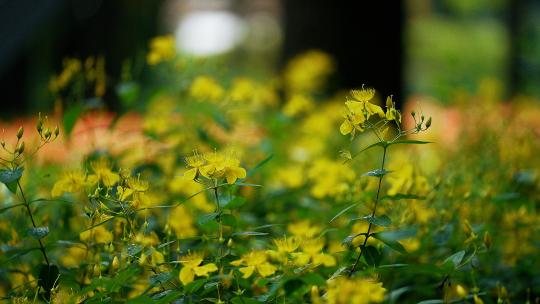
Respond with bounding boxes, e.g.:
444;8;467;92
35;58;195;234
483;231;492;249
411;111;416;118
44;128;51;140
54;126;60;137
425;117;432;129
16;142;24;154
16;127;24;139
37;113;44;133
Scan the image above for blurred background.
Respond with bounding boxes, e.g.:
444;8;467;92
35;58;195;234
1;0;539;118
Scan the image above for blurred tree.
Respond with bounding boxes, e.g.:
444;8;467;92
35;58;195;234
0;0;164;118
281;0;404;106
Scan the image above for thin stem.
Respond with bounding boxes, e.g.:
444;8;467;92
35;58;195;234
349;146;387;277
213;183;223;242
17;181;50;266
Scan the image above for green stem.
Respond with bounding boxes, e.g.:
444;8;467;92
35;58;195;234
349;146;387;277
17;181;50;266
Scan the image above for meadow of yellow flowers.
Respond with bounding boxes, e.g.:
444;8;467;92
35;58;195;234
0;35;538;303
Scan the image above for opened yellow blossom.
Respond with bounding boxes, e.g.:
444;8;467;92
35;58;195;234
89;158;120;187
179;252;218;285
185;150;247;184
231;251;276;278
293;238;336;267
51;170;89;197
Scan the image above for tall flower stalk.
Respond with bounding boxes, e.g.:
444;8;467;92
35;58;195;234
336;87;431;276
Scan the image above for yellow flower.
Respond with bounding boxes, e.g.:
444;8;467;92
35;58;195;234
184;151;206;180
384;96;401;123
326;277;386;304
189;76;224;103
190;150;247;184
89;158;120;187
340;88;387;138
80;225;113;244
294;238;336;267
230;251;276;278
222;152;247;184
178;252;218;285
283;50;334;93
288;220;322;239
307;158;355;198
274;164;304;189
146;35;176;65
59;246;87;268
283;94;314;117
350;87;376;102
51;170;89;197
168;205;197;238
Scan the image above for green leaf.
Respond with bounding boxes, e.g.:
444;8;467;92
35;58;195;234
247;154;273;178
63;103;84;137
0;167;24;194
300;272;326;286
149;272;173;287
381;194;426;201
221;214;237;227
443;250;465;268
28;227;49;240
0;203;25;214
220;196;246;210
198;212;219;225
116;82;140;106
232;231;268;237
231;297;260;304
353;215;392;227
371;233;407;254
233;182;262;187
362;169;392;178
329;203;358;223
185;279;206;294
387;140;432;147
362;245;381;267
348;141;385;162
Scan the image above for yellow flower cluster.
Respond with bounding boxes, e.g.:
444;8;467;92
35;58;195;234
189;76;225;103
178;252;218;285
322;277;386;304
283;50;334;93
307;158;355;198
146;35;176;65
184;150;246;184
231;250;276;278
339;87;401;139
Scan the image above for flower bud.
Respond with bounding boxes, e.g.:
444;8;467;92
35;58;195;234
16;127;24;139
138;252;147;265
37;113;43;133
111;256;119;272
426;117;432;129
411;111;416;118
54;126;60;137
93;264;101;276
44;128;52;140
16;142;24;154
463;220;473;236
483;231;492;249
